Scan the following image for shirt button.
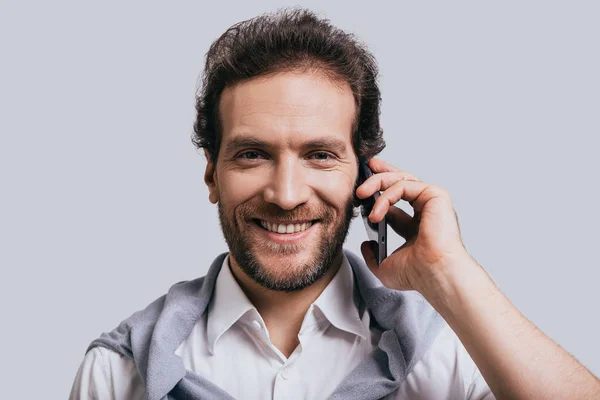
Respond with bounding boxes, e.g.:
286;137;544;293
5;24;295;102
252;320;262;331
280;368;289;380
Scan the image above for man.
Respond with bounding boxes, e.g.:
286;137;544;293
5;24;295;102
70;7;600;400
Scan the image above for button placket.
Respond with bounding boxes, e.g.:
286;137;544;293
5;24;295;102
280;367;289;380
273;365;293;400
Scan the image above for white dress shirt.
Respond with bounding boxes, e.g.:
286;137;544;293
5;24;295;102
70;254;495;399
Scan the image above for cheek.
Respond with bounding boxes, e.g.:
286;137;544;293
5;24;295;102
308;170;355;209
218;170;267;208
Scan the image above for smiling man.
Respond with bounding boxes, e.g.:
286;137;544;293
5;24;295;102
70;7;600;400
214;71;357;294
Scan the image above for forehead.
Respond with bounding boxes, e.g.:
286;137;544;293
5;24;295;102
219;71;356;148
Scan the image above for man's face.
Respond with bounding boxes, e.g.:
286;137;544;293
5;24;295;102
205;71;358;292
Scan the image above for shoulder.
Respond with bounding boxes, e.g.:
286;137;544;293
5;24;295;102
88;276;207;356
69;347;146;400
71;254;226;399
72;278;207;399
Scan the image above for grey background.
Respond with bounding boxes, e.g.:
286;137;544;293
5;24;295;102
1;1;598;398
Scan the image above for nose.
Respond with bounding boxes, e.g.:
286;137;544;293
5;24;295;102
263;157;311;210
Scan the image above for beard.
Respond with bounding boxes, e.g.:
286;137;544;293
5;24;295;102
218;196;356;292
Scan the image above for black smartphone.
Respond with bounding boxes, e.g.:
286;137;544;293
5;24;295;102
358;159;387;265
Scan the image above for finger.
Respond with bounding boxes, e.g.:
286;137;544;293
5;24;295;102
368;158;420;180
385;206;418;240
360;241;379;271
368;158;400;173
370;180;450;222
356;171;419;199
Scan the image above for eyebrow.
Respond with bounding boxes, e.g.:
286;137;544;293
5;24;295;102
224;137;270;155
224;135;349;155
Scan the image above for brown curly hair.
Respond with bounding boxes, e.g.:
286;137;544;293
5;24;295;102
192;7;386;162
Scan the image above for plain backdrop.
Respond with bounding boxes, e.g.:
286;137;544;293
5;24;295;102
1;1;598;398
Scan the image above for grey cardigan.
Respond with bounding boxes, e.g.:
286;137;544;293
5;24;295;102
88;250;445;400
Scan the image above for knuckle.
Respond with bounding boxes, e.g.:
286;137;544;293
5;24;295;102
427;185;450;198
440;187;451;198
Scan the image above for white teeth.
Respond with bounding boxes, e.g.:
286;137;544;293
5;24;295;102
259;221;314;234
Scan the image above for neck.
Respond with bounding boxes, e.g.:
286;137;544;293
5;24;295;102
228;252;343;356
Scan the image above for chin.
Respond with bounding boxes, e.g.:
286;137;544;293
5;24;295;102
241;244;332;292
254;246;315;275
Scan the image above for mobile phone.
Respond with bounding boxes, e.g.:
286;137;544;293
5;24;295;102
358;159;387;265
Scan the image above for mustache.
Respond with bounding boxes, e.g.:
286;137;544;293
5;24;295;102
237;203;333;223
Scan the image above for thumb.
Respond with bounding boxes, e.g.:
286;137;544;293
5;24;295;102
362;240;413;291
360;241;379;272
360;240;396;287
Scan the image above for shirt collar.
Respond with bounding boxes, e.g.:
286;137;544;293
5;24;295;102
207;253;368;355
206;255;256;355
312;253;368;340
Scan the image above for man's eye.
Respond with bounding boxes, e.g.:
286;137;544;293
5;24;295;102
239;151;264;160
309;152;333;160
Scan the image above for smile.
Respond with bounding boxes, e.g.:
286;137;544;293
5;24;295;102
257;220;314;234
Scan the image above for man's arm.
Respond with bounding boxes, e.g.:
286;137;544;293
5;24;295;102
356;157;600;400
423;257;600;400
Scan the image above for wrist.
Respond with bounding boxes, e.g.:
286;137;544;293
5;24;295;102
417;255;491;313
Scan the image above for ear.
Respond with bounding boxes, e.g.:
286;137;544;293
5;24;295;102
203;149;219;204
